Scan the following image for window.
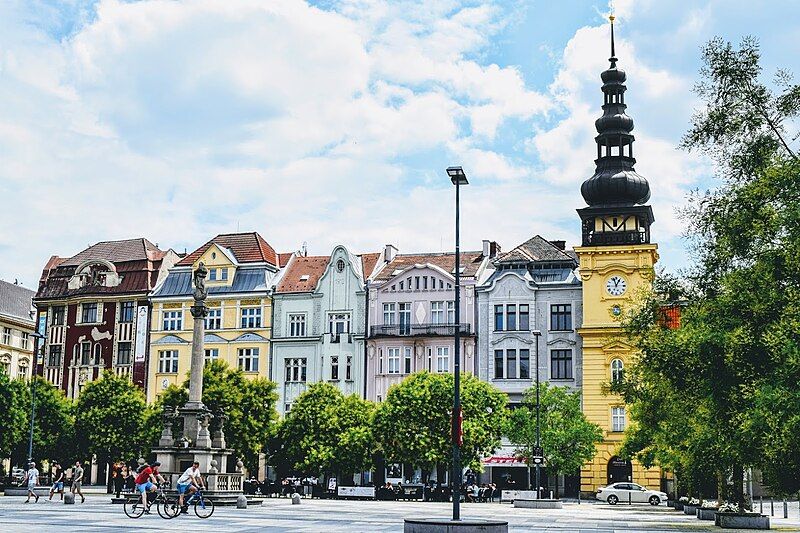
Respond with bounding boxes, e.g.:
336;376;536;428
119;301;135;323
551;304;572;331
612;407;626;432
18;364;28;380
93;344;102;365
209;268;217;281
80;342;91;366
208;267;228;281
158;350;179;373
238;348;259;372
285;358;307;382
163;310;182;331
51;306;65;326
220;268;228;281
494;305;504;331
611;359;624;383
48;345;62;367
331;356;339;380
404;346;412;374
117;342;132;365
336;259;345;273
506;304;517;330
415;276;420;290
446;301;455;324
431;302;444;324
241;307;262;329
204;348;219;365
21;332;29;350
329;313;350;338
346;355;352;380
423;277;428;290
436;346;449;373
205;308;222;330
398;303;411;333
551;349;573;380
519;305;530;331
519;349;530;379
81;303;98;323
506;349;517;379
387;348;401;374
494;350;504;378
383;303;396;325
289;314;306;337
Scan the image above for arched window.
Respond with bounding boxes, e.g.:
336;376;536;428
336;259;345;273
611;358;624;383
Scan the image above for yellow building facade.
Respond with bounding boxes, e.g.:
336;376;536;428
575;18;664;495
146;233;281;402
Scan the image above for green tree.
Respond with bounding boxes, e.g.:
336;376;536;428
157;360;278;473
75;371;155;469
11;377;76;466
278;382;374;480
505;383;602;497
0;370;28;463
620;36;800;505
373;371;507;474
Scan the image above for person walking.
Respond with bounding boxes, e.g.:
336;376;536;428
112;462;124;498
71;461;85;503
22;462;40;503
48;462;65;501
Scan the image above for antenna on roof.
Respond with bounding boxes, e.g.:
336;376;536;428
301;241;308;257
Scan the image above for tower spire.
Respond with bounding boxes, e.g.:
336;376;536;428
609;15;616;67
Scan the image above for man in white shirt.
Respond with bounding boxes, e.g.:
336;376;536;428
22;462;40;503
177;461;204;513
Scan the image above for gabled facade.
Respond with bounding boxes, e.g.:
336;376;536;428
34;239;179;398
146;232;280;402
271;246;380;415
476;236;583;404
0;280;36;380
365;245;490;403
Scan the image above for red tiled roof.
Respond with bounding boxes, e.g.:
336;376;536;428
360;253;381;279
277;252;294;268
275;255;330;293
177;232;277;267
373;251;485;282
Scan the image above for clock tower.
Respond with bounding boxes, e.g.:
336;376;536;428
576;16;662;495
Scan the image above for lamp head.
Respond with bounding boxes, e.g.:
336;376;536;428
446;166;468;185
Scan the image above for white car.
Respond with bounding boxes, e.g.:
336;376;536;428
596;482;668;505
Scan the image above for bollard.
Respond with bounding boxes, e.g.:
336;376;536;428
629;491;632;506
783;500;788;519
760;496;763;514
291;493;301;505
236;494;247;509
578;491;581;505
64;492;75;505
771;499;774;516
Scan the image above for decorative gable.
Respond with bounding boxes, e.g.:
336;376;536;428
196;243;237;287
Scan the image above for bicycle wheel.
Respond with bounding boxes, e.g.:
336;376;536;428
194;497;215;518
157;498;179;519
123;499;145;519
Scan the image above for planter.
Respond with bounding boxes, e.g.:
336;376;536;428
714;512;769;530
675;502;685;510
667;499;675;508
697;508;718;520
684;504;699;515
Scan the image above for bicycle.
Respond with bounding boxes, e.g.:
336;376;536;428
180;487;215;518
123;484;179;519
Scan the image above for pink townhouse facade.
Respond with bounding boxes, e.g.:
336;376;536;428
365;243;496;402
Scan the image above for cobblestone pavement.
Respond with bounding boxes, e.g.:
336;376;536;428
1;495;799;532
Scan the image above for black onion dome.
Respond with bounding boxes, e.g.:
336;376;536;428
580;18;650;207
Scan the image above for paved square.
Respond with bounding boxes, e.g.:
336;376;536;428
1;495;799;532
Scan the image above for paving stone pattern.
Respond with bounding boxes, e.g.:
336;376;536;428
1;495;799;532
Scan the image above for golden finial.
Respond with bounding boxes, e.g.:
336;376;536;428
609;14;616;61
609;14;615;23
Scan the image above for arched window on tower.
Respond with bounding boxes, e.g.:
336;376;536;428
611;358;624;383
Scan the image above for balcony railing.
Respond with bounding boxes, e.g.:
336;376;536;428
369;323;472;338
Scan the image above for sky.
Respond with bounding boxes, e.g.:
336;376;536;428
2;0;800;288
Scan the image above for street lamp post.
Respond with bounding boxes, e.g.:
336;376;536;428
27;330;45;463
446;165;468;521
533;330;542;499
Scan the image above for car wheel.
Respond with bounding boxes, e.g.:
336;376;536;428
607;495;618;505
649;496;660;506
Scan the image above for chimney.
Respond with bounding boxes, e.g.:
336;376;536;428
550;240;566;251
384;244;398;263
482;240;500;258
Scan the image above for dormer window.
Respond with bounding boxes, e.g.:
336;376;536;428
300;274;310;282
208;268;229;282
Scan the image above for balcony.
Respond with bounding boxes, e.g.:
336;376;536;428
369;323;472;338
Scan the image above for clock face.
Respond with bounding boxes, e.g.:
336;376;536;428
606;276;627;296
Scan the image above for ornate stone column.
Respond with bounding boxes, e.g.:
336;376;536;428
181;262;209;443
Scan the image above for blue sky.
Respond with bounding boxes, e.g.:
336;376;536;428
2;0;800;287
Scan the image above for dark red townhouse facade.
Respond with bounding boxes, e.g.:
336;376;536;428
34;238;178;398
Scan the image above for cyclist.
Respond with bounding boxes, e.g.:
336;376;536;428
176;461;204;514
134;461;163;513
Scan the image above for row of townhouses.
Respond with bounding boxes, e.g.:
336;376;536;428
24;37;663;495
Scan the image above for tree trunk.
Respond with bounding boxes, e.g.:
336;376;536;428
732;463;745;509
554;472;560;499
717;470;725;504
